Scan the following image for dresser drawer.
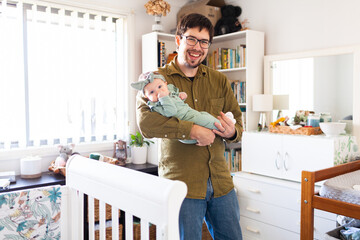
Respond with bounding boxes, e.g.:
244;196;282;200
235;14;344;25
233;172;337;221
239;197;336;238
239;197;299;233
234;173;301;211
240;216;299;240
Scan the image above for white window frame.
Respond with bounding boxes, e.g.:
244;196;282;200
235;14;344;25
0;0;135;163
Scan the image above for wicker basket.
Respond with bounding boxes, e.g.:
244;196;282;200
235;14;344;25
133;224;156;240
94;224;156;240
269;125;323;136
88;198;121;222
95;224;123;240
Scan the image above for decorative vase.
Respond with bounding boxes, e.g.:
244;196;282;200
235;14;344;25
131;146;147;164
152;15;163;32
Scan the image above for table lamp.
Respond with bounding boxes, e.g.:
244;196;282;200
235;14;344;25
273;94;289;120
253;94;273;131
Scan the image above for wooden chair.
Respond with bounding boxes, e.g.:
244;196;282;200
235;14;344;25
301;160;360;240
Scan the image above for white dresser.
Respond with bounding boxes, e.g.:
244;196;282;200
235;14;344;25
235;131;359;240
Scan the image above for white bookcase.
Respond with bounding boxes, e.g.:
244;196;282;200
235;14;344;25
142;30;265;132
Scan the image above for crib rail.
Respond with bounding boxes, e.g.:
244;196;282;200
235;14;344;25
64;155;187;240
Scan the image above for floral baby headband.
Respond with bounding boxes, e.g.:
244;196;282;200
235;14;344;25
131;71;166;94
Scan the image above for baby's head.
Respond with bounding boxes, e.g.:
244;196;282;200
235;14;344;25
131;71;168;102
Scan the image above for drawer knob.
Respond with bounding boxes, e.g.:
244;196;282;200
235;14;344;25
246;206;260;213
246;226;260;234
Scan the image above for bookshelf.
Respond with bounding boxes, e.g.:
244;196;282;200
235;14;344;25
142;30;265;132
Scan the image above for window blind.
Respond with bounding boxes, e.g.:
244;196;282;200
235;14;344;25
0;0;129;149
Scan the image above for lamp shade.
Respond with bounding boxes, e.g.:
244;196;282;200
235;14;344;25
252;94;273;112
273;94;289;110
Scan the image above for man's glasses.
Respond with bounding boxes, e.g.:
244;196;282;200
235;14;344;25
181;35;211;49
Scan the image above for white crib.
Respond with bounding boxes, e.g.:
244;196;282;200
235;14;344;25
64;155;187;240
0;155;187;240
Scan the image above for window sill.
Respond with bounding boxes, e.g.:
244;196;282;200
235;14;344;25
0;141;115;161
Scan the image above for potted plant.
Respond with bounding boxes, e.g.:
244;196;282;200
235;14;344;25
129;132;154;164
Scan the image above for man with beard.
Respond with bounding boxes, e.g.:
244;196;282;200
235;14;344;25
135;13;243;239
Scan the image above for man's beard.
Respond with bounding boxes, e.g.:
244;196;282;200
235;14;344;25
185;51;204;68
184;61;202;68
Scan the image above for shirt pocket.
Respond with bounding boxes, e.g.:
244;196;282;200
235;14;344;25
209;98;224;116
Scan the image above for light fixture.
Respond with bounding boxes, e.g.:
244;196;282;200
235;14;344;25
273;94;289;120
253;94;273;131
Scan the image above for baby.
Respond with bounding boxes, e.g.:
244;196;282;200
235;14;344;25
131;71;235;144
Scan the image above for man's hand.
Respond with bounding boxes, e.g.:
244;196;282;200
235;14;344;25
190;125;215;146
213;112;236;139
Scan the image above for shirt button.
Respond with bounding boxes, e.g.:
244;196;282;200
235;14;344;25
165;134;168;137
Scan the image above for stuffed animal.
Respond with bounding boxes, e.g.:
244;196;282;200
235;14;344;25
214;5;242;36
54;144;75;167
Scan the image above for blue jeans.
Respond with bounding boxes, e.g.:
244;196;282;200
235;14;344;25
179;178;242;240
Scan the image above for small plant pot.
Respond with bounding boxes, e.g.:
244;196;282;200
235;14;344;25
131;146;147;164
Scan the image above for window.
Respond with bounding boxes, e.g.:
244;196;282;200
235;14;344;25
0;0;130;150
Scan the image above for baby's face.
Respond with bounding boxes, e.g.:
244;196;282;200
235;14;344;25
144;78;168;102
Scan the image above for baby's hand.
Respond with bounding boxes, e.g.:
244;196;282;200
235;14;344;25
158;88;170;99
179;92;187;100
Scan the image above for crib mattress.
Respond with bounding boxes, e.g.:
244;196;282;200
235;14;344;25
319;169;360;205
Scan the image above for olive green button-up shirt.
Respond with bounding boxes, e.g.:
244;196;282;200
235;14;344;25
136;58;243;199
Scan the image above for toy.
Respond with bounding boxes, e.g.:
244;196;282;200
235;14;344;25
214;5;242;36
113;140;127;166
54;144;75;167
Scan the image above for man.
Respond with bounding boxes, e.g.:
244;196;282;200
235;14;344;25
136;13;243;239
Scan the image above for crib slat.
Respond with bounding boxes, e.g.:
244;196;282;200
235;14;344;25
99;200;106;240
71;189;84;240
79;191;84;238
125;212;133;240
141;219;150;240
112;206;119;240
156;225;165;240
88;196;95;240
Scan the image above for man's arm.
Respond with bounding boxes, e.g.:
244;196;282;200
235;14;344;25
136;93;193;139
137;93;215;144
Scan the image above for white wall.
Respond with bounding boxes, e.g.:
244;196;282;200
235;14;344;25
229;0;360;54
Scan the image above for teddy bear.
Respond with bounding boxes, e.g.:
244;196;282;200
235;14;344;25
54;143;75;167
214;5;242;36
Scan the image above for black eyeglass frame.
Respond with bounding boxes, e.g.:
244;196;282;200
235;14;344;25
181;35;212;49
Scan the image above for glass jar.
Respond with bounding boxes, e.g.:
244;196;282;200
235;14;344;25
320;113;332;122
307;114;320;127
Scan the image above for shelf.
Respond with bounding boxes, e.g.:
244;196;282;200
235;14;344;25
218;67;246;73
154;32;175;41
212;30;247;43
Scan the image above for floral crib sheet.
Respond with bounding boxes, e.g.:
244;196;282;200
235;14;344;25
0;186;63;240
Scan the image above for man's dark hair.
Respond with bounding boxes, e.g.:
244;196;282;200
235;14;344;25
176;13;214;42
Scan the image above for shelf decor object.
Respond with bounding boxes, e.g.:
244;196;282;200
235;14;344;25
144;0;171;32
252;94;273;131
